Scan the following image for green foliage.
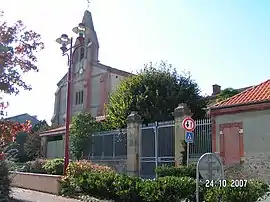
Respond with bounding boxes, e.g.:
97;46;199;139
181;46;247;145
217;87;239;102
19;158;65;175
60;161;269;202
155;164;196;179
70;112;108;160
204;180;269;202
61;168;196;201
24;133;41;161
180;140;187;165
106;61;207;128
42;158;64;175
0;161;11;201
3;142;19;161
23;120;49;161
31;120;49;133
25;159;47;174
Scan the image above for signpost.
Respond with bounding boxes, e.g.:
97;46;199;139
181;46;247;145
185;131;194;166
182;117;196;166
196;153;224;202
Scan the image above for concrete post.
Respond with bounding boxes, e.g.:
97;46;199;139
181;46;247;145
174;103;192;166
126;111;142;176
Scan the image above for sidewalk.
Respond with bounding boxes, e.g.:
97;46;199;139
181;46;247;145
11;188;81;202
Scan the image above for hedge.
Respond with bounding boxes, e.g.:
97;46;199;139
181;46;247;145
60;161;269;202
155;163;196;178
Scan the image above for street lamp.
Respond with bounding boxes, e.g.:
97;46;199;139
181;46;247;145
55;23;87;175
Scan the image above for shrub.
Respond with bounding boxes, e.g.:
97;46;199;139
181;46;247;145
61;160;115;196
66;160;114;178
204;180;269;202
0;161;11;201
42;158;64;175
61;160;269;202
27;159;47;173
155;164;196;178
113;174;141;201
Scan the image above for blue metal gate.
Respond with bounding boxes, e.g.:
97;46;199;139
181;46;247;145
139;121;175;179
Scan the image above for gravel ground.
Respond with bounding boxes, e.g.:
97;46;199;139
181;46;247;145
11;188;81;202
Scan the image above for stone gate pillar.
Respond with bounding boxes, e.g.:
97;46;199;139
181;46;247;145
126;111;142;176
174;103;192;166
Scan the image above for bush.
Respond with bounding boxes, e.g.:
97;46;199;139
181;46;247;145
155;164;196;179
61;160;115;197
61;161;270;202
42;158;64;175
26;159;47;174
66;160;114;178
0;161;11;201
204;180;269;202
61;161;197;201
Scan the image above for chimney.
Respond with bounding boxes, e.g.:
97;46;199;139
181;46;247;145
212;84;221;95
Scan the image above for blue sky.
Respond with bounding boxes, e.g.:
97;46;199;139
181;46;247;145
1;0;270;123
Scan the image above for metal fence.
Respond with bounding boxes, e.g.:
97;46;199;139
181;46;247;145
85;129;127;174
140;121;175;179
84;118;212;178
88;129;127;160
189;118;212;158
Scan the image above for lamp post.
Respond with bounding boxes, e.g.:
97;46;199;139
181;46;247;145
55;23;87;174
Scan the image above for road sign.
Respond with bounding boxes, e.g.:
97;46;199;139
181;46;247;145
185;131;194;143
182;117;196;131
196;153;224;202
198;153;223;181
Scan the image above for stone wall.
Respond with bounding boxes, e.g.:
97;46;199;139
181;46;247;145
225;152;270;182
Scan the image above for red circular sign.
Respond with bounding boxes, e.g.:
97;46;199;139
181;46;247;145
182;117;196;131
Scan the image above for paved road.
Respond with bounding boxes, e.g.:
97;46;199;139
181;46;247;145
11;188;81;202
11;187;270;202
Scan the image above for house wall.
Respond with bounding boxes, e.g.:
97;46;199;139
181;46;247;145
110;72;125;93
214;109;270;181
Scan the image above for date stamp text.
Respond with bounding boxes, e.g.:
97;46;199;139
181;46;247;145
205;179;248;188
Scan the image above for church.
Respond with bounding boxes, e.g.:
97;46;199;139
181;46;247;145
51;10;131;127
39;10;132;157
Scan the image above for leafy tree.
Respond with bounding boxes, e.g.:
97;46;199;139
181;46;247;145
24;120;49;161
106;61;207;128
0;120;31;153
0;10;44;148
0;11;44;94
70;113;107;160
216;88;239;102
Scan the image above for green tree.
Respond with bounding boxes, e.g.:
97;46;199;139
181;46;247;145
70;113;107;160
217;88;239;102
106;61;207;128
24;120;49;161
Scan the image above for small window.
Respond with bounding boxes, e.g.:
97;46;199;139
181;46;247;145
75;90;84;105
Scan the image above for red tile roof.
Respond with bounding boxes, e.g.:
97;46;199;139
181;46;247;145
39;125;66;136
39;116;106;136
211;79;270;108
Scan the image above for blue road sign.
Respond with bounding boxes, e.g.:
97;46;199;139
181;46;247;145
185;131;194;143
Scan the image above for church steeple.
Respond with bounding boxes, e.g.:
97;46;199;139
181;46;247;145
82;10;99;62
